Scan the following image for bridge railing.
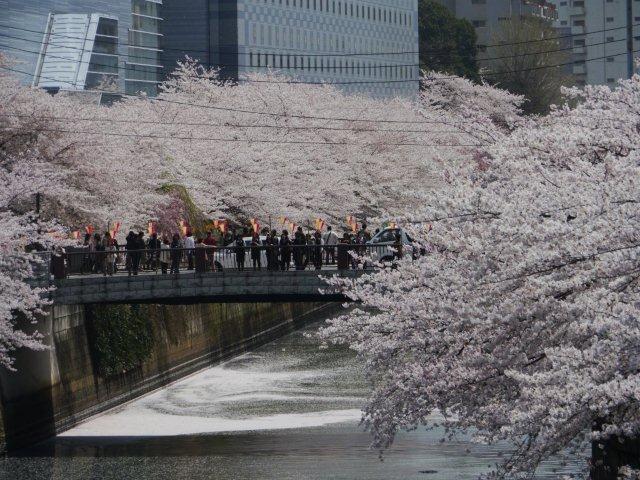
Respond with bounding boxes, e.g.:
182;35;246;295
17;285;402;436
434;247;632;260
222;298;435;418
36;243;412;279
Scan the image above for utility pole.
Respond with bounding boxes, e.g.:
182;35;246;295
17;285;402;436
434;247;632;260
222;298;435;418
627;0;634;79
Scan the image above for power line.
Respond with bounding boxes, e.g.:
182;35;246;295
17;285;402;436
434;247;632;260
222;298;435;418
3;37;638;87
1;20;637;57
0;38;419;71
0;127;483;147
0;64;441;124
0;30;631;76
245;49;640;83
3;51;638;130
0;113;462;134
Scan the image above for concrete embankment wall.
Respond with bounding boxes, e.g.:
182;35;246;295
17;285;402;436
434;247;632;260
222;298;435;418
0;302;334;451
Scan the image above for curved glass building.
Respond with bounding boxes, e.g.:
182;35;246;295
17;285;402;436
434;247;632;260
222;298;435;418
0;0;163;96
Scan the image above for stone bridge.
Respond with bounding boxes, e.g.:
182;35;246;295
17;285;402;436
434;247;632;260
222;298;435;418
47;270;367;305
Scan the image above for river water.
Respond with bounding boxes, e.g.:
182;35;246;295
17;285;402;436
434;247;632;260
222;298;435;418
1;321;583;480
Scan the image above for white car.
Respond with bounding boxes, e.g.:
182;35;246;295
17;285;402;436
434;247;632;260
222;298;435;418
212;236;270;270
367;228;416;263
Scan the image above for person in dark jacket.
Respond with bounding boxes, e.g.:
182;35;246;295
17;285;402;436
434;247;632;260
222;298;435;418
293;227;306;270
266;230;279;271
222;230;234;247
234;234;246;271
279;230;291;271
194;237;207;273
312;230;323;270
170;233;182;274
147;232;161;271
125;231;137;275
337;233;351;270
251;233;262;270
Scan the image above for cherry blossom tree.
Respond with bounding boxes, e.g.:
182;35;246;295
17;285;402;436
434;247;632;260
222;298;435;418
0;58;67;369
319;74;640;477
0;54;164;368
104;60;482;227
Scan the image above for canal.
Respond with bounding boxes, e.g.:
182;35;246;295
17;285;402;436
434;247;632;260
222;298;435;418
1;321;583;480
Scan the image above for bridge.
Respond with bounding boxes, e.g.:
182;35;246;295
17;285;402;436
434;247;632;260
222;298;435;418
38;245;384;305
48;270;366;305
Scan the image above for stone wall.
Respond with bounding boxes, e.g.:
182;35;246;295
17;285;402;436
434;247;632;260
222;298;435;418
0;301;334;451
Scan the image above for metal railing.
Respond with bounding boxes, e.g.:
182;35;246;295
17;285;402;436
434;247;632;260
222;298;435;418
39;243;411;279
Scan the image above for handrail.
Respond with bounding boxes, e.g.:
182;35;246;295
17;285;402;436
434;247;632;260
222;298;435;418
33;243;408;279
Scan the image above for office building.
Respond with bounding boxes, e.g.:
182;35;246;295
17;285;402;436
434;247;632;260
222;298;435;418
434;0;558;55
160;0;420;98
551;0;640;86
0;0;163;96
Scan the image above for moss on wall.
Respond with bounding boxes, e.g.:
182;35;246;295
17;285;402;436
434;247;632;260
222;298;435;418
86;305;154;378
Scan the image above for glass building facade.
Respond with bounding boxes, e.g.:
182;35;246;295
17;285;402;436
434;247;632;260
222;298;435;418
161;0;420;98
0;0;164;96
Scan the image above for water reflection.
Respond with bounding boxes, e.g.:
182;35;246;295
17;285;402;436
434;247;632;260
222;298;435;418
1;323;583;480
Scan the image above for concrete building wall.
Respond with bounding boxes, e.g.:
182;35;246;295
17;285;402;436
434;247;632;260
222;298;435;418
161;0;420;98
551;0;640;87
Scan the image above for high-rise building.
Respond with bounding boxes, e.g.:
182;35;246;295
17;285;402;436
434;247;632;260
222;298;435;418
550;0;640;87
434;0;558;56
0;0;164;97
160;0;420;98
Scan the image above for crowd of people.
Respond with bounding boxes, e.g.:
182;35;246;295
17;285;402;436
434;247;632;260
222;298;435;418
75;223;395;277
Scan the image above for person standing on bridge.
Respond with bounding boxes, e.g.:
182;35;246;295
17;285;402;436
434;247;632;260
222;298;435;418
102;232;116;276
312;230;323;270
266;230;279;271
234;233;246;271
337;233;351;270
184;230;195;270
160;237;170;274
279;230;292;271
195;237;207;273
293;227;306;270
170;233;182;274
125;231;136;276
203;231;216;271
147;232;161;272
322;226;338;265
251;232;262;270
